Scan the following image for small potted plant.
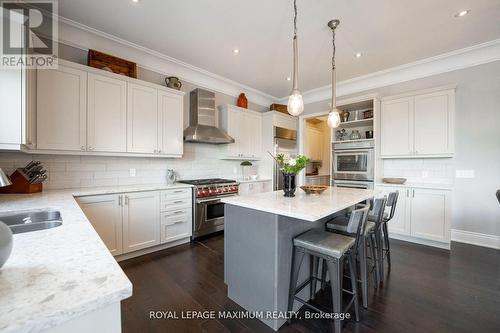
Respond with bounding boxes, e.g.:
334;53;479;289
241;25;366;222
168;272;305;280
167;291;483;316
270;153;310;197
240;160;252;180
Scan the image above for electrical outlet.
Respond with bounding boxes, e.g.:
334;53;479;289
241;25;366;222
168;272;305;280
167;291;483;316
421;170;429;178
456;170;475;178
129;168;136;177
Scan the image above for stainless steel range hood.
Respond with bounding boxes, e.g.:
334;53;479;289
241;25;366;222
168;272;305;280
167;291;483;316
183;88;235;144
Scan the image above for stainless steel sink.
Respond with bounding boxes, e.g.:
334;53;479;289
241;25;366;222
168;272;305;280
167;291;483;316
0;209;63;234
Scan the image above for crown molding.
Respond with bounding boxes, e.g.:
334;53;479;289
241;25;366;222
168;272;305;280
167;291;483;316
55;16;278;107
279;38;500;105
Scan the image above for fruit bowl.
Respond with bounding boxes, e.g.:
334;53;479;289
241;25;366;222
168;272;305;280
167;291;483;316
300;185;328;194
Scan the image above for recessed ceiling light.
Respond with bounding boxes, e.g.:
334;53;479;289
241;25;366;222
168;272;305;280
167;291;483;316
286;77;291;81
233;49;239;54
455;9;470;17
355;52;362;58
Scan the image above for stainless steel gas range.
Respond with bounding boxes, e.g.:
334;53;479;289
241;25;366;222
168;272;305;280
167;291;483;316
178;178;239;239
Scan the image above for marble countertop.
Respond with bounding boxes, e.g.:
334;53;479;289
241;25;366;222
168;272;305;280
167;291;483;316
375;182;453;190
0;183;192;333
236;178;272;183
222;186;376;222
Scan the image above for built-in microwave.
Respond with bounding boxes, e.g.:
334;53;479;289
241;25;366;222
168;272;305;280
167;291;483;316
332;140;374;181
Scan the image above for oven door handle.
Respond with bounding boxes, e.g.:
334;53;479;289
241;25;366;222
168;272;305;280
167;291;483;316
334;149;372;155
196;198;223;204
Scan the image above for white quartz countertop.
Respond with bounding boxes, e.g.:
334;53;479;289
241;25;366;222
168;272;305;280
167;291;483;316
0;183;192;333
236;178;272;183
375;182;453;190
222;186;376;222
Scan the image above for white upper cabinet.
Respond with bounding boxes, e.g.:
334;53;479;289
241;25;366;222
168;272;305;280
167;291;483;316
37;65;87;151
78;194;123;256
87;73;127;153
158;90;184;157
219;105;262;160
380;88;455;158
380;97;413;157
122;191;161;253
414;90;454;156
33;59;184;157
0;68;22;148
127;82;159;154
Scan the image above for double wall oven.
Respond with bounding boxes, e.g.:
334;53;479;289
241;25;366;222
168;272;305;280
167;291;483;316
178;178;239;239
332;140;374;189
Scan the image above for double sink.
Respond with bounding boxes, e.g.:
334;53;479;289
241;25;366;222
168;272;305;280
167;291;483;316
0;209;62;234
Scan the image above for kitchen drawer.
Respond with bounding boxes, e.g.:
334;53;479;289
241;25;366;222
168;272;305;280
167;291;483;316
161;218;191;243
161;188;192;200
160;196;191;212
161;208;191;224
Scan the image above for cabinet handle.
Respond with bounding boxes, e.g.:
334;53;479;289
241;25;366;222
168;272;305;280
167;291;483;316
118;195;122;206
173;200;183;204
158;150;162;154
88;146;94;151
80;146;86;151
124;196;129;205
412;189;415;198
173;190;184;193
406;189;409;198
172;210;184;215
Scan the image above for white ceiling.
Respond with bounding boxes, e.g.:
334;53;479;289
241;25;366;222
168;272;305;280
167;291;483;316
56;0;500;98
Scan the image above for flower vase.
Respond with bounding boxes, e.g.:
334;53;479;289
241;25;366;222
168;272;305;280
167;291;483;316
283;173;296;197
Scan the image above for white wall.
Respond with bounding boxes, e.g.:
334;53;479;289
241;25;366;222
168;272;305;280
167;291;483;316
304;61;500;237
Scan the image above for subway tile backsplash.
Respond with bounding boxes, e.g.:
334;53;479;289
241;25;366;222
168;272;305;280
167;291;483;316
0;144;258;190
382;158;454;184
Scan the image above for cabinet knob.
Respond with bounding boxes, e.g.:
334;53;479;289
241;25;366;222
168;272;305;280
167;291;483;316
88;146;94;150
153;149;158;153
158;150;162;154
80;146;85;151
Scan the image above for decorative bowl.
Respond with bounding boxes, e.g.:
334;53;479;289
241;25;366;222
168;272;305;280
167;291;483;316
300;185;328;194
382;177;407;184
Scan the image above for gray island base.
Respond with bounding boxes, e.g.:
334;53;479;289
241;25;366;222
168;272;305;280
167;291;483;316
222;187;375;330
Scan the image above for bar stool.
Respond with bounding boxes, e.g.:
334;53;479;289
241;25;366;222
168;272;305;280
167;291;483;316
287;205;369;333
381;191;399;269
325;197;387;307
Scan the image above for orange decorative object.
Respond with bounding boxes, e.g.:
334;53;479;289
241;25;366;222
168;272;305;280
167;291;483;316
237;93;248;109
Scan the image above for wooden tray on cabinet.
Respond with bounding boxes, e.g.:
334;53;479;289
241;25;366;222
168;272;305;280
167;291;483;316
88;49;137;78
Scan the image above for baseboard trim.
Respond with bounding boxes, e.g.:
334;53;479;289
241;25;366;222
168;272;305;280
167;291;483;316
115;237;191;262
389;233;450;250
451;229;500;250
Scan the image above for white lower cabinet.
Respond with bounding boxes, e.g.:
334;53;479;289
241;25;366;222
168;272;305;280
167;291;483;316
78;194;123;256
160;188;192;243
77;188;192;258
409;188;451;242
122;191;161;253
238;180;272;196
376;185;451;247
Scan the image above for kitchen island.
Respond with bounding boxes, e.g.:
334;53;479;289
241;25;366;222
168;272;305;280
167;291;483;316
222;187;375;330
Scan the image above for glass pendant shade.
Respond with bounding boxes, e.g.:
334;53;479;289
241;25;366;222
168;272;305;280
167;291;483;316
327;108;341;128
287;89;304;116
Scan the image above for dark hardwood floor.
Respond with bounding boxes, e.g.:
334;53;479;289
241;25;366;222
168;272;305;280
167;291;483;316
120;233;500;333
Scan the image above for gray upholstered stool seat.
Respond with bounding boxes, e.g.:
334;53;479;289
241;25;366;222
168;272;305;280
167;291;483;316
294;229;355;259
370;211;388;222
326;217;375;236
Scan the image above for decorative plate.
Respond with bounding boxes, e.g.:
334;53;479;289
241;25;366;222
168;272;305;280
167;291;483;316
300;185;328;194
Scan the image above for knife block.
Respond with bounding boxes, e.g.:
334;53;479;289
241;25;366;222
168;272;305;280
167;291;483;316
0;169;43;194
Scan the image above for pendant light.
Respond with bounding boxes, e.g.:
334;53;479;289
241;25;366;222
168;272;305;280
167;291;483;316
327;19;341;128
287;0;304;116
